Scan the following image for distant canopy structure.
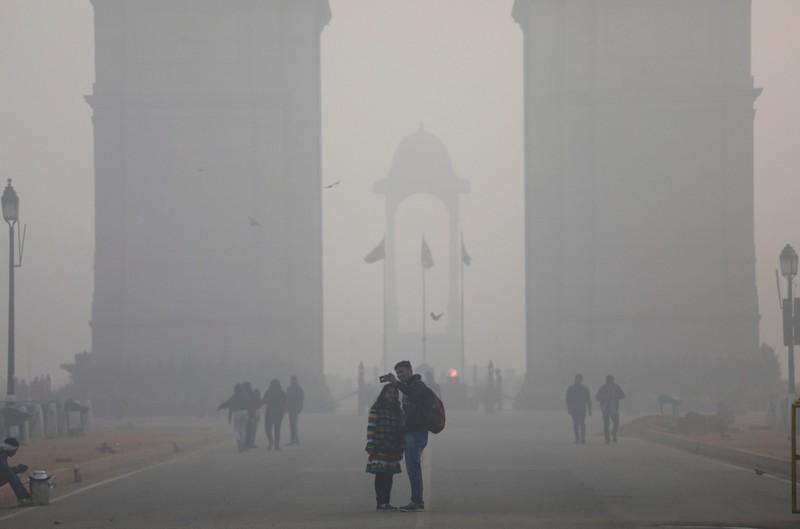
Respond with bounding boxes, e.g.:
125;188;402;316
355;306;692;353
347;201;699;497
374;127;470;375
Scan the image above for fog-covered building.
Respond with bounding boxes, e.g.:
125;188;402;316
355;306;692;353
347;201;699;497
513;1;761;405
86;0;331;412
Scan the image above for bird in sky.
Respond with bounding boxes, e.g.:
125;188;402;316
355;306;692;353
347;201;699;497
249;217;262;227
430;312;444;321
324;181;341;189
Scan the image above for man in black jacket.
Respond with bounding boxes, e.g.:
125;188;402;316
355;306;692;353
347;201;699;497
566;374;591;444
0;437;31;506
286;376;304;446
386;360;430;511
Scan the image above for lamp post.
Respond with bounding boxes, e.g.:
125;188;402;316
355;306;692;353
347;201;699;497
2;180;19;400
780;244;799;395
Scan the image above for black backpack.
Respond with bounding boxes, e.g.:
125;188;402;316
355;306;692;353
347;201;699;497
425;388;446;434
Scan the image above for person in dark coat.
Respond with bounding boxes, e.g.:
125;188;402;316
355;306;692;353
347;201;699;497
384;360;432;511
285;376;304;446
262;379;287;451
218;383;250;452
365;384;405;511
246;385;262;449
0;438;31;506
596;375;626;444
566;374;591;444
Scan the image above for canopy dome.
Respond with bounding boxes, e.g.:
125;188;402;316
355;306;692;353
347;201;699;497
388;127;456;182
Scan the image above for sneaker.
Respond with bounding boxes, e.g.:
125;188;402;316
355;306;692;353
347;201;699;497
17;498;33;507
376;504;398;511
400;502;424;511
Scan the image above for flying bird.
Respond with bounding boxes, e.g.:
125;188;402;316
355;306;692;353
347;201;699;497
248;217;262;227
430;312;444;321
324;181;341;189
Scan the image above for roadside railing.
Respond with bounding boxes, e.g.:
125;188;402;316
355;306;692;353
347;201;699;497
0;398;92;443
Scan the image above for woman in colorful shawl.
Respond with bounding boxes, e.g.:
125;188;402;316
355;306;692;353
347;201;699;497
366;384;405;511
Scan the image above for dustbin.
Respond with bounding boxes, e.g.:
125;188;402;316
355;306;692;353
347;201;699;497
29;470;52;505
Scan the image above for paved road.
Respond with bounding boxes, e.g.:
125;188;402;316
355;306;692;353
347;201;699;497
1;411;796;528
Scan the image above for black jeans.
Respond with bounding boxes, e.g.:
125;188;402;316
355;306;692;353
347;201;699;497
0;464;30;501
374;473;394;506
571;413;586;443
265;414;283;449
603;411;619;442
288;412;300;444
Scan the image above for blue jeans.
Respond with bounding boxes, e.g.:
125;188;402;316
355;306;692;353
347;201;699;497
404;431;428;503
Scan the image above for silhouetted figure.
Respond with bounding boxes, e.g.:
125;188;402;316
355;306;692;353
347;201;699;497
218;383;249;452
596;375;626;444
262;379;287;451
0;438;31;506
495;369;504;411
485;362;495;414
286;376;304;446
384;360;432;511
246;384;262;448
566;374;592;444
365;384;405;511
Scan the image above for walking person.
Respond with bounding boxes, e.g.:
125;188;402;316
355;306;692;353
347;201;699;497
365;384;405;511
385;360;434;511
217;383;249;452
566;374;591;444
262;379;287;451
246;385;262;449
286;376;304;446
596;375;626;444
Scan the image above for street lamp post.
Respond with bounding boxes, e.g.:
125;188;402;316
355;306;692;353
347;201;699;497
780;244;799;395
2;180;19;400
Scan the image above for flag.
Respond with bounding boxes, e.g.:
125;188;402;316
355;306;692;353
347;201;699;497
461;240;472;267
421;238;435;269
364;238;385;264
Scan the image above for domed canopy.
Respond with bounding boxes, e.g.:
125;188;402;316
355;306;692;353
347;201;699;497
389;128;456;182
375;126;469;198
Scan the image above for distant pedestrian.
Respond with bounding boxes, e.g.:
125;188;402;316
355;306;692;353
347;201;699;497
0;438;32;506
495;369;504;411
218;383;250;452
246;385;262;448
365;384;405;511
286;376;305;446
485;363;495;414
566;374;591;444
596;375;625;444
262;379;287;451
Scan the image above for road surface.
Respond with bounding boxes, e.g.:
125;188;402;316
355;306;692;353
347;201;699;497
1;411;796;528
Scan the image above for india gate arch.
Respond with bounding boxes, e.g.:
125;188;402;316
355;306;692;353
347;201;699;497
85;0;761;413
513;0;761;407
87;0;332;414
375;128;470;376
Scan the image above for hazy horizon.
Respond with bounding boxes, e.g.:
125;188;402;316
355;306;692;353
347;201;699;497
0;0;797;385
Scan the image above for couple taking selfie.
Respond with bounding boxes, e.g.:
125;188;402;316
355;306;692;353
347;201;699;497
365;360;445;512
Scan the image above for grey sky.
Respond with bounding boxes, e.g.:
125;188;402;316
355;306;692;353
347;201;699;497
0;0;796;383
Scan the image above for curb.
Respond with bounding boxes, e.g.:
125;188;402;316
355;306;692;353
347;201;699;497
643;428;790;478
0;433;223;507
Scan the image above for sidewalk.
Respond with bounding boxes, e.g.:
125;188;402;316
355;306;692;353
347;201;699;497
626;415;791;478
1;420;223;507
